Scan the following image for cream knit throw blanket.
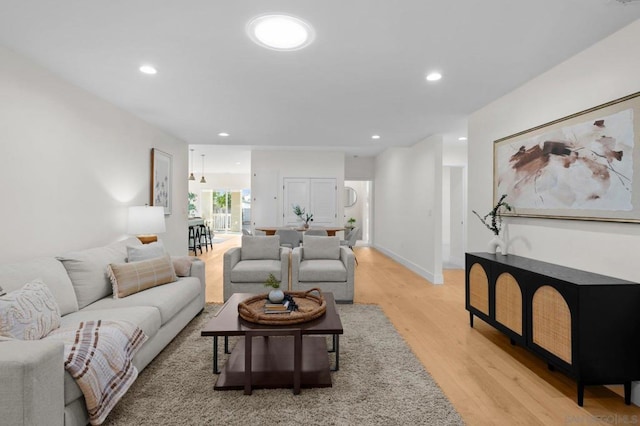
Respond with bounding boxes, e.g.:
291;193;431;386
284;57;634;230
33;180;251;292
47;320;148;425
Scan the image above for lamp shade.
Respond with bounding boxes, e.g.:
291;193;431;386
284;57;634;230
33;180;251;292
127;206;166;235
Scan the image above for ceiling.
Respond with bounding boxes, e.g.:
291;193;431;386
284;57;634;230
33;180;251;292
1;1;639;173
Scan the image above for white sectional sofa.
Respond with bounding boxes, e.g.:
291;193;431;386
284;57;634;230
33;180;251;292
0;238;205;426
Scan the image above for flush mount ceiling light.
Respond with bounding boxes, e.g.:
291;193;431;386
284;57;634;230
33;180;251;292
247;14;315;51
426;72;442;82
139;65;157;75
371;135;381;140
458;137;468;141
218;132;230;137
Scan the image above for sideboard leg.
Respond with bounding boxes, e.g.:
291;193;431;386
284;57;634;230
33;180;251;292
510;338;515;346
624;382;631;405
469;312;474;328
577;381;584;407
547;363;555;372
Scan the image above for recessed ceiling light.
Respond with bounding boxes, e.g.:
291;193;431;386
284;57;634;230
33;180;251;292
458;137;468;141
218;132;230;137
235;162;241;165
139;65;157;75
371;135;381;140
247;14;314;51
426;72;442;82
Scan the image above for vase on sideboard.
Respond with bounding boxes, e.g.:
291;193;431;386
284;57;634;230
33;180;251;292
487;235;507;255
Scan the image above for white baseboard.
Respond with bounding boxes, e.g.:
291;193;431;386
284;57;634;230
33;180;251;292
373;244;443;284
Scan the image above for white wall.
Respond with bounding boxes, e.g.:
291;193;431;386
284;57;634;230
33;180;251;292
0;45;189;262
251;150;345;229
374;135;443;283
467;19;640;405
345;156;375;180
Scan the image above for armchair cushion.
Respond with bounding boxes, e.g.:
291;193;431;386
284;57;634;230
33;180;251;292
240;236;280;260
230;260;283;283
299;259;347;282
302;235;340;260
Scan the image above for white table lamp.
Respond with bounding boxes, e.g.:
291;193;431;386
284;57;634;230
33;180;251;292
128;205;166;244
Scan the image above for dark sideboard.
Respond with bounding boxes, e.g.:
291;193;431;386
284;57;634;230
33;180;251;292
465;252;640;406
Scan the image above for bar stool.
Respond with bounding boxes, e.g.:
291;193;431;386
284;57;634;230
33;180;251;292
188;225;202;255
199;223;213;252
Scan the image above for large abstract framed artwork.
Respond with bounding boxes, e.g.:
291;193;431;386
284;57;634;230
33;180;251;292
494;92;640;222
151;148;172;215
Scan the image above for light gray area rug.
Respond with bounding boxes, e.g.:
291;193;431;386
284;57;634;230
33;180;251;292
104;304;463;426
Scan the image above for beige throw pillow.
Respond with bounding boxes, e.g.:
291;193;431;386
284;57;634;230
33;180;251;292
0;280;61;340
108;255;177;299
172;256;194;277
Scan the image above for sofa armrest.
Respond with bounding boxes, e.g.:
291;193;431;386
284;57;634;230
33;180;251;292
280;247;291;291
291;247;302;289
0;339;65;426
339;246;355;269
223;247;242;301
189;258;206;308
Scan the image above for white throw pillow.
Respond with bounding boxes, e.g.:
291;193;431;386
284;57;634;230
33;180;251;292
0;280;61;340
127;241;166;262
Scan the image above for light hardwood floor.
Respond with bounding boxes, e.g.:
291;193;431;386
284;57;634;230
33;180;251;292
197;235;640;425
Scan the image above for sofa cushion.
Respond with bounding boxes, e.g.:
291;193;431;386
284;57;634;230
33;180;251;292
230;260;283;283
172;256;194;277
107;255;177;298
0;280;61;340
82;277;201;325
302;235;340;260
57;238;142;309
240;236;280;260
0;257;78;316
126;241;165;262
299;259;347;282
57;306;162;405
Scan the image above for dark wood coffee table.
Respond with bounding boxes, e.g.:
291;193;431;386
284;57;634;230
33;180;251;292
201;292;343;394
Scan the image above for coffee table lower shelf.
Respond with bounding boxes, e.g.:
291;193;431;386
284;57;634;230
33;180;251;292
215;336;332;391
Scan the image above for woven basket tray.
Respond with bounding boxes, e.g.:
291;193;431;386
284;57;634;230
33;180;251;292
238;288;326;325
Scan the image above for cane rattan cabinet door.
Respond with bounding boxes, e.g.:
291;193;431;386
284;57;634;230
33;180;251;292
531;285;572;364
495;272;523;336
468;262;489;316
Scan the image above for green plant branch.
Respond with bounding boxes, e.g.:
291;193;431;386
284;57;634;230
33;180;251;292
472;194;512;236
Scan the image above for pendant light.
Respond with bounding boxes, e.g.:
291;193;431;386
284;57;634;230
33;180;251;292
200;154;207;184
188;149;195;181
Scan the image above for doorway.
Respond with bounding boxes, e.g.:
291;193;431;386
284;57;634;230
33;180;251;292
442;167;465;268
344;180;371;246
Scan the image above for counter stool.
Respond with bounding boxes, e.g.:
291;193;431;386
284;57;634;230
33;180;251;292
189;225;202;255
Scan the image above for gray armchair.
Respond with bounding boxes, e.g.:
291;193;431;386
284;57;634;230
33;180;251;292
223;235;291;301
291;235;355;303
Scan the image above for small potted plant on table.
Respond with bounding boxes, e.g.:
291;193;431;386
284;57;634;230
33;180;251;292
265;273;284;303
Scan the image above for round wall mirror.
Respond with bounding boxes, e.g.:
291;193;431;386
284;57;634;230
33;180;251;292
344;186;357;207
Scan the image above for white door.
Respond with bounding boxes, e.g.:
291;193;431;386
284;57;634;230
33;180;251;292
252;171;279;228
310;178;336;225
283;178;337;226
283;178;310;226
449;167;465;267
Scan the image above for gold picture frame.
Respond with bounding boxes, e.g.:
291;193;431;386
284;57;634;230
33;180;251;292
493;91;640;223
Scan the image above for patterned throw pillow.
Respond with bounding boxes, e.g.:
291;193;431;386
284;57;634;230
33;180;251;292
107;255;177;298
0;280;62;340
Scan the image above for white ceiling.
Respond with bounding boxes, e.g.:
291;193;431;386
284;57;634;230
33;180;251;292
1;1;639;172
